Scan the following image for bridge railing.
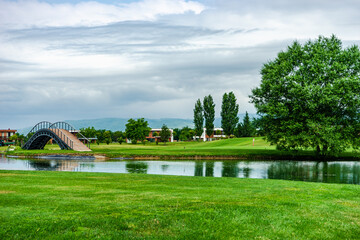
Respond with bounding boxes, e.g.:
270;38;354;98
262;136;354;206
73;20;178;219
50;128;74;150
27;121;52;135
49;122;90;148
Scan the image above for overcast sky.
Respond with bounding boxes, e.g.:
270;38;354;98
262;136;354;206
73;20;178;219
1;0;360;129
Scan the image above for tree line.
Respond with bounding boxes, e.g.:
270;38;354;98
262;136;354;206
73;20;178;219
193;92;257;140
80;119;172;145
82;35;360;156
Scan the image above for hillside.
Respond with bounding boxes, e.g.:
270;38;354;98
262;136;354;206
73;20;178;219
18;114;258;134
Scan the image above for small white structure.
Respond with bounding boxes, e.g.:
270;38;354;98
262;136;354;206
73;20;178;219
194;128;226;141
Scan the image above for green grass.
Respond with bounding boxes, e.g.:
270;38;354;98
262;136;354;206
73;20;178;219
0;170;360;239
7;137;360;160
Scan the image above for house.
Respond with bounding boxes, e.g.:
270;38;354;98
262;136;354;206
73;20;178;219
197;128;226;141
147;128;174;143
126;128;174;143
0;129;17;142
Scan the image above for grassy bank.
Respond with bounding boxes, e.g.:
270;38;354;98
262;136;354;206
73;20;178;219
4;137;360;160
0;170;360;239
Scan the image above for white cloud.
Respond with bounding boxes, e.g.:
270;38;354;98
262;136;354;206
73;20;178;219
0;0;205;29
1;0;360;128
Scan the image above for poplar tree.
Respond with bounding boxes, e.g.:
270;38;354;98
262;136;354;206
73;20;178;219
193;99;204;140
203;95;215;141
221;92;239;136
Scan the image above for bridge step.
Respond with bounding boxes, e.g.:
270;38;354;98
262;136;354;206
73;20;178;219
50;129;91;152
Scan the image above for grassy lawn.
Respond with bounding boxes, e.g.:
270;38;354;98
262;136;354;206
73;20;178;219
0;170;360;239
5;137;360;160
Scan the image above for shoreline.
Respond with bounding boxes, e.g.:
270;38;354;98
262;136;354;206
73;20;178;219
4;152;360;161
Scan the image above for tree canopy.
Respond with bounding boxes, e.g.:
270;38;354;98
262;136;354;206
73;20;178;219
160;124;171;144
125;118;151;144
250;35;360;155
203;95;215;141
221;92;239;136
193;99;204;139
236;112;255;137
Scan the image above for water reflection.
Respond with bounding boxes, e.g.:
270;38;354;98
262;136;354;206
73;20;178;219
267;161;360;184
28;160;61;171
194;162;203;176
205;162;214;177
126;162;148;174
222;161;240;178
1;155;360;185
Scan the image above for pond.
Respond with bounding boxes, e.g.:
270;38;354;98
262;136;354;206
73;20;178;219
1;155;360;184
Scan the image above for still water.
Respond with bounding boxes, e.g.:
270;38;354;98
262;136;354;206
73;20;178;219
1;155;360;184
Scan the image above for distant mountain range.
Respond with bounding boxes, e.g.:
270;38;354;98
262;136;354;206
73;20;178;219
18;114;258;134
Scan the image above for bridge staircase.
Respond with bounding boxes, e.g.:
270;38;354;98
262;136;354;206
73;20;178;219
50;129;91;152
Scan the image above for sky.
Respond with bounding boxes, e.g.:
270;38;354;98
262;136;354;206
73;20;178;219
1;0;360;129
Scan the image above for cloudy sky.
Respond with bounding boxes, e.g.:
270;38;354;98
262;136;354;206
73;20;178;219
1;0;360;128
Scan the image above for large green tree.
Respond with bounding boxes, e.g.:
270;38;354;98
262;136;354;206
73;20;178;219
221;92;239;136
125;118;151;144
103;131;112;145
179;126;194;141
203;94;215;141
80;126;97;138
250;35;360;156
193;99;204;139
236;112;255;137
172;128;181;141
159;124;171;144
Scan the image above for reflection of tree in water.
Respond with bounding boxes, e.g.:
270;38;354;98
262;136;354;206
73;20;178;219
126;162;148;174
205;162;215;177
222;161;240;178
242;167;252;178
267;161;360;184
161;165;169;172
28;160;61;171
267;162;315;182
80;163;95;169
325;163;360;184
194;162;204;176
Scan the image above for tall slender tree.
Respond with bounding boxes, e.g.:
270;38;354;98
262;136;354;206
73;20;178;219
203;94;215;141
193;99;204;140
221;92;239;136
236;112;255;137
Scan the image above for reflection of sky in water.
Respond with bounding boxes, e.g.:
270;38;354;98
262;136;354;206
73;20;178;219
1;155;360;184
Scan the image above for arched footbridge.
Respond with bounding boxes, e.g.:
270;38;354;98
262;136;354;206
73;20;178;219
22;121;91;152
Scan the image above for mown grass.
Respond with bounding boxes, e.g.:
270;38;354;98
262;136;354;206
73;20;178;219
0;170;360;239
7;137;360;160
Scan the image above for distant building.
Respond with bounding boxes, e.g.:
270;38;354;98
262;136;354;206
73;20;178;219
126;128;174;143
147;128;174;143
195;128;226;141
0;129;17;142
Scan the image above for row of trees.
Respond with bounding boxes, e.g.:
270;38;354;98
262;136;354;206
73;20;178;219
80;118;172;145
193;92;257;139
80;126;126;145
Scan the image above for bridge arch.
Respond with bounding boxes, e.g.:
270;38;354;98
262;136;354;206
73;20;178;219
49;121;77;132
23;129;73;150
22;121;90;151
28;121;52;134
